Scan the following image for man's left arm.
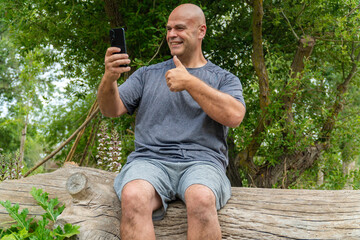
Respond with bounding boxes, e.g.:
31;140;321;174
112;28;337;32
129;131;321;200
165;56;246;128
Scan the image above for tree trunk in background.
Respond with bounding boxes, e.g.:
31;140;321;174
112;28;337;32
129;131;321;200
317;167;324;186
103;0;124;28
343;160;356;189
226;137;243;187
250;143;326;188
282;36;315;124
249;47;359;188
230;0;359;188
19;113;28;164
233;29;317;187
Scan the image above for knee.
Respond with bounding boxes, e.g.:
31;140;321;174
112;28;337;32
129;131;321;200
185;185;217;219
121;181;153;216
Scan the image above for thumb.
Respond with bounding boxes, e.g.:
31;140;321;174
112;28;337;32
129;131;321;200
173;55;184;68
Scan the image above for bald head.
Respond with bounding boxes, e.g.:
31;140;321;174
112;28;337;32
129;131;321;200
169;4;206;26
166;3;207;66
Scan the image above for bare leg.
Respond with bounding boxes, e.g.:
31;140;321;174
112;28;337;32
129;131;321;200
120;179;162;240
185;184;221;240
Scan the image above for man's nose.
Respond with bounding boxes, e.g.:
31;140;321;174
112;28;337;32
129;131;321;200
167;29;177;38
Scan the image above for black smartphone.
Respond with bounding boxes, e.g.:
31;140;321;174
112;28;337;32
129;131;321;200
109;28;127;66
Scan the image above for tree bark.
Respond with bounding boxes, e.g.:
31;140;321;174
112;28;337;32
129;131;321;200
103;0;124;28
283;36;315;123
19;113;29;165
319;50;360;143
232;1;317;188
1;165;360;239
252;0;270;111
227;0;272;186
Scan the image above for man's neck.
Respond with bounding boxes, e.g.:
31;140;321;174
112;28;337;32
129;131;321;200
178;53;207;68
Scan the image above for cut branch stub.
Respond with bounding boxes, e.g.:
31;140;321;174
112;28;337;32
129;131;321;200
66;172;89;200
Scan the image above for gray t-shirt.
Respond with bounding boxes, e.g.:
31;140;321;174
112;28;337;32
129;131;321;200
118;59;245;171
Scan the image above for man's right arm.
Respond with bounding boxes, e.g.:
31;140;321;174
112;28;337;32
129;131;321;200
97;47;131;117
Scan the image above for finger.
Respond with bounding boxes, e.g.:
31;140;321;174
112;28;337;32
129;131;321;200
108;53;129;62
112;58;131;67
165;70;171;79
173;55;184;68
111;66;131;74
105;53;129;66
106;47;122;56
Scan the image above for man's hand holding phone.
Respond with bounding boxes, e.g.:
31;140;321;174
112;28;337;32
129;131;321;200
103;27;131;82
104;47;131;82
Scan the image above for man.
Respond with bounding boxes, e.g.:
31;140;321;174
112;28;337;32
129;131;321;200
98;3;246;240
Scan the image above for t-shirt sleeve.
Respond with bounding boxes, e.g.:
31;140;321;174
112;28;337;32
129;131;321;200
118;67;145;115
219;72;246;108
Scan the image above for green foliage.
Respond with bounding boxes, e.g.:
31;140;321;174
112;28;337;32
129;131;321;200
30;188;65;222
0;188;79;240
0;0;359;188
0;201;33;232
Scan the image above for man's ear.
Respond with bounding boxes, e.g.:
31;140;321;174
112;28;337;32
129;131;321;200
198;24;207;39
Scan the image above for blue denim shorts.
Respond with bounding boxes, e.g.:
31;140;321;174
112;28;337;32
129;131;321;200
113;159;231;220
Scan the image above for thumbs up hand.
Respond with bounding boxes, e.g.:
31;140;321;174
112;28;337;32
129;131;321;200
173;55;185;69
165;56;193;92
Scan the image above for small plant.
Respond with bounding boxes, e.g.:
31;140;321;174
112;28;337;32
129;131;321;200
96;121;122;173
0;187;79;239
0;148;24;182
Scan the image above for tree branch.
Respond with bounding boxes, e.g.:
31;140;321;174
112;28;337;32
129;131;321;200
24;107;100;177
282;36;315;123
319;45;360;142
281;9;300;41
147;37;165;65
252;0;270;111
346;3;360;18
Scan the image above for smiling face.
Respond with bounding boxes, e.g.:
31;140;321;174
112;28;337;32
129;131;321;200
166;4;206;61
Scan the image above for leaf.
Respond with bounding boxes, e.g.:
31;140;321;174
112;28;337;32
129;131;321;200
0;201;33;231
0;234;17;240
31;217;52;240
1;189;79;240
52;224;80;239
0;227;29;240
15;228;30;239
30;187;64;222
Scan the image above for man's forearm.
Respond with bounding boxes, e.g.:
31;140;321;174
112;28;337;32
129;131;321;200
98;47;131;118
97;75;127;118
186;76;245;128
165;56;245;127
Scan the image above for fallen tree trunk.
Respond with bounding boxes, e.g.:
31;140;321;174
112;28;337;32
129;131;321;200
1;165;359;239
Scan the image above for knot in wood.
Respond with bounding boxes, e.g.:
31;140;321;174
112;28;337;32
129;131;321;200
66;172;88;197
